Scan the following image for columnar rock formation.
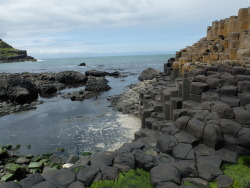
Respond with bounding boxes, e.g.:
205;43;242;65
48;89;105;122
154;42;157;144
174;7;250;74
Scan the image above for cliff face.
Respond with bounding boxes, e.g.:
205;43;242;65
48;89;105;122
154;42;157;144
0;39;36;63
174;7;250;73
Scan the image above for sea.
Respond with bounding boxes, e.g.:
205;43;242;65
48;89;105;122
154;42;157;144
0;54;173;156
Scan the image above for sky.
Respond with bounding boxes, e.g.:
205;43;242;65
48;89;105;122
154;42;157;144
0;0;249;59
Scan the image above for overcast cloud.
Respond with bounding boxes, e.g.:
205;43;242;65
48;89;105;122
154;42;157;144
0;0;249;58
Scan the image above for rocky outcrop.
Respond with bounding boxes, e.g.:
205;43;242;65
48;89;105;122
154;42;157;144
138;68;160;81
0;39;36;63
55;71;87;85
173;7;250;74
85;69;121;77
85;76;111;92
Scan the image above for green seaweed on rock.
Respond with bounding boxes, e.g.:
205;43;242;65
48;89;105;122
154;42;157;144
88;169;152;188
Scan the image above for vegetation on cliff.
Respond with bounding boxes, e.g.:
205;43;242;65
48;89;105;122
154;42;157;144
0;39;36;63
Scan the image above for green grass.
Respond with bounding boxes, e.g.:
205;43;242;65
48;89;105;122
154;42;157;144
88;169;152;188
220;155;250;188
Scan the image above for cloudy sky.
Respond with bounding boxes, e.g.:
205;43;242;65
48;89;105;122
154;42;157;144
0;0;249;59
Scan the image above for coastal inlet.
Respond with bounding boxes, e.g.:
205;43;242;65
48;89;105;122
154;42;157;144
0;54;172;155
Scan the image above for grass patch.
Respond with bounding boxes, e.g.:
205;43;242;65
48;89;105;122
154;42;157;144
207;155;250;188
88;169;152;188
221;155;250;188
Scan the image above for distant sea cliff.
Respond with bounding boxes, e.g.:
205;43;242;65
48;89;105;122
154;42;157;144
0;39;36;63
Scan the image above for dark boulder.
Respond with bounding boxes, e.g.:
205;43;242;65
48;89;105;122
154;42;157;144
150;164;181;186
138;68;160;81
0;79;8;101
108;71;121;77
42;169;75;186
76;166;100;186
19;173;45;188
85;76;111;92
101;166;119;180
78;62;86;66
135;153;159;170
38;84;57;97
7;78;38;104
55;71;87;85
90;151;114;167
85;70;108;77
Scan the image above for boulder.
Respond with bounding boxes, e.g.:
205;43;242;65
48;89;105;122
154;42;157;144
216;148;238;164
194;144;216;156
220;85;238;96
237;128;250;150
29;181;56;188
201;91;220;101
197;155;222;168
203;123;225;150
76;166;100;186
233;107;250;124
0;182;21;188
42;169;75;186
156;134;178;153
150;164;181;186
217;175;234;188
109;71;121;77
175;116;190;131
0;79;8;101
135;153;158;170
38;84;57;97
174;160;198;178
55;71;87;85
187;119;205;141
100;166;119;180
90;151;114;167
197;163;222;181
7;78;38;104
206;77;222;89
78;62;86;66
211;102;234;119
220;119;242;137
174;131;198;146
85;76;111;92
190;82;209;95
68;181;86;188
19;173;45;188
138;68;159;81
113;153;135;172
172;143;195;160
85;70;108;77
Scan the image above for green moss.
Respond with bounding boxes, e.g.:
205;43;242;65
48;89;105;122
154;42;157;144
72;166;85;174
221;156;250;188
209;181;218;188
208;155;250;188
88;169;152;188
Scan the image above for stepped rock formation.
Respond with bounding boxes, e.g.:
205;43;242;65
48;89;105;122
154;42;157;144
0;39;36;63
172;7;250;74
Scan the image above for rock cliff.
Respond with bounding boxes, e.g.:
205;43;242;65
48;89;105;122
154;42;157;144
0;39;36;63
173;7;250;74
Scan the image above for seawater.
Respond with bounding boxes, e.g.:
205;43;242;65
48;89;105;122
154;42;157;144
0;54;173;155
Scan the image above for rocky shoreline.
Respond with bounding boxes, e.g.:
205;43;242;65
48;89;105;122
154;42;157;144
1;6;250;188
0;70;121;117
